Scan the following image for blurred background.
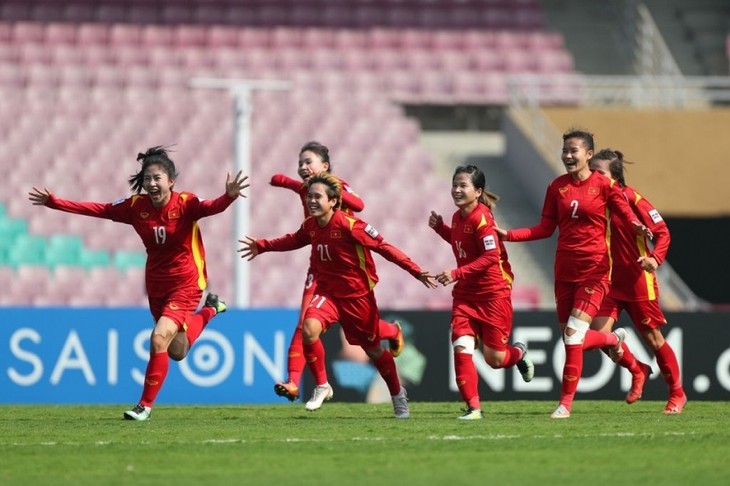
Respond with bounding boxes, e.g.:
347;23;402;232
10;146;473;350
1;0;728;312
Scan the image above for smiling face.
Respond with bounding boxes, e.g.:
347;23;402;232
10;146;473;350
451;172;482;213
142;164;174;208
298;150;330;182
307;182;338;224
561;137;593;180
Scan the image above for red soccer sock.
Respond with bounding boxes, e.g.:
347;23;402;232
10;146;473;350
372;350;401;396
616;342;643;374
185;307;216;347
499;345;521;368
378;320;398;340
303;339;328;386
583;329;617;351
560;344;583;409
454;352;480;409
655;341;682;392
140;351;170;407
287;328;306;386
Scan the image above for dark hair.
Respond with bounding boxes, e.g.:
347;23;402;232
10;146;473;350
591;148;633;187
453;165;500;209
128;146;178;194
300;141;331;172
307;171;341;209
562;128;595;152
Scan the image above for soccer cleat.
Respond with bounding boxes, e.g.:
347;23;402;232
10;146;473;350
663;392;687;415
205;292;227;315
550;404;571;419
305;383;333;411
123;404;151;421
389;321;405;358
274;380;300;401
514;342;534;383
626;362;652;404
612;328;627;358
458;407;484;420
392;387;410;419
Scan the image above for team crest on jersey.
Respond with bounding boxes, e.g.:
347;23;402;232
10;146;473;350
364;224;379;239
482;235;496;250
140;212;149;219
331;230;342;238
464;225;473;234
589;187;599;195
648;209;663;223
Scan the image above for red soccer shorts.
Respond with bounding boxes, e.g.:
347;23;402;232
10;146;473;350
597;295;668;333
303;291;380;348
451;297;513;351
148;286;204;331
555;279;609;324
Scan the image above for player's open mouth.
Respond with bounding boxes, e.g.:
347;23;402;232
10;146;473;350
564;161;577;168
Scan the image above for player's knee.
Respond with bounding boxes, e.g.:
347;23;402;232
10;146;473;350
301;319;322;344
453;335;475;354
564;316;590;345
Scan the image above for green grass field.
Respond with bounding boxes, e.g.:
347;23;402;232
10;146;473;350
2;401;728;485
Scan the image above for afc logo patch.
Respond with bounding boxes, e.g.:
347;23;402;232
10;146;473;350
482;235;496;250
364;224;379;239
648;209;663;223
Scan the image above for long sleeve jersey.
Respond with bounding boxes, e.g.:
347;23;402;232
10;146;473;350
432;203;513;301
46;191;236;297
256;210;422;299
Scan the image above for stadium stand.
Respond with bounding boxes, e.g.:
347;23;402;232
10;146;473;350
0;1;577;309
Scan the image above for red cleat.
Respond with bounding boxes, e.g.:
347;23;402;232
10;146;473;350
389;321;405;357
626;362;652;404
274;380;300;401
663;392;687;414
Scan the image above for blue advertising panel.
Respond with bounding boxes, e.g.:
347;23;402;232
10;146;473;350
1;307;298;404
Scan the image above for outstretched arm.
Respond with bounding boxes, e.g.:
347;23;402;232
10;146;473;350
196;171;250;218
29;186;120;221
270;173;303;193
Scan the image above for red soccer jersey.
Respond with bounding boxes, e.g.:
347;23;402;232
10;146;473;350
608;185;669;301
256;210;422;298
433;203;513;300
507;171;640;282
46;191;236;298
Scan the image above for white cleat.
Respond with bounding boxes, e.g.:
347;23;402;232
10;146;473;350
305;383;334;411
123;404;151;421
514;342;534;382
392;387;410;419
550;404;571;419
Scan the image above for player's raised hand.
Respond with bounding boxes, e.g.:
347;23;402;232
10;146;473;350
416;271;438;289
237;236;259;261
428;210;443;228
226;170;250;198
29;187;52;206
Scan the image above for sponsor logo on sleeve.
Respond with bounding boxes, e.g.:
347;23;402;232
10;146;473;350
364;224;379;239
648;209;663;223
482;235;496;250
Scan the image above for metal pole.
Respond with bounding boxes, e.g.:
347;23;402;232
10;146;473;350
189;78;290;308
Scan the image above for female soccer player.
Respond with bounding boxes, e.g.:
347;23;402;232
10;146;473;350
269;141;403;402
589;149;686;414
240;172;435;417
496;129;652;419
429;165;534;420
29;146;249;421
